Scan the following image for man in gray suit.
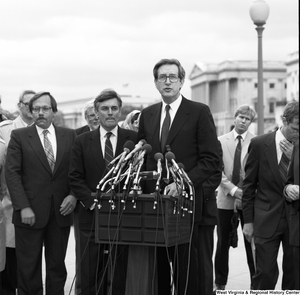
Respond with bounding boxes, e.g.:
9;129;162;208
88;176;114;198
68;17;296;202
214;105;256;291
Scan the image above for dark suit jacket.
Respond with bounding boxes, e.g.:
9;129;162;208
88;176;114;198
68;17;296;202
242;131;290;238
286;143;299;246
69;126;137;230
5;124;76;229
137;96;220;222
75;125;90;136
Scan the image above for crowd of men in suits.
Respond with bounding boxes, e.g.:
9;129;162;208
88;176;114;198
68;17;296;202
0;58;299;295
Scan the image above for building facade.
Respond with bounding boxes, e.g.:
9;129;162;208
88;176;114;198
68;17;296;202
286;51;299;102
189;60;287;136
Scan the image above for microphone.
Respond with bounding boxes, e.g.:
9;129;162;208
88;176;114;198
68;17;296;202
154;153;163;175
165;152;190;184
124;139;147;161
137;144;152;161
113;141;135;175
177;163;193;186
132;171;160;180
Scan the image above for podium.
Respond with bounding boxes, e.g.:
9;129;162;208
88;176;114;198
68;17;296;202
94;192;192;247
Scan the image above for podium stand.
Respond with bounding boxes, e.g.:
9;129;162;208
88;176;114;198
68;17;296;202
93;192;192;247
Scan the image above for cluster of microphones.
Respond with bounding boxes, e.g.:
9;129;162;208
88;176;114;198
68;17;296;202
95;139;194;214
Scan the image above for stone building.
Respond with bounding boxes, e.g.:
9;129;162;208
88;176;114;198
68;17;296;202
189;60;287;136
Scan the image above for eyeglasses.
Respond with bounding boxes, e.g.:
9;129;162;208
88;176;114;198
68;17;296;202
157;74;179;83
32;106;52;114
20;101;30;108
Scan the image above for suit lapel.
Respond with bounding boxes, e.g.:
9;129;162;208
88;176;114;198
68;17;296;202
166;97;189;147
89;128;105;170
27;125;52;173
225;131;236;160
53;127;66;175
264;131;282;185
147;103;162;152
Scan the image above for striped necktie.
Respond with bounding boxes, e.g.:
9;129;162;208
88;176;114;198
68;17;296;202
161;104;171;152
43;129;55;172
105;132;114;167
232;135;242;185
279;152;289;184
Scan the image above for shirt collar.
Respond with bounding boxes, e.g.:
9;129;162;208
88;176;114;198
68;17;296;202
233;129;248;141
35;124;55;136
100;125;118;139
162;95;182;113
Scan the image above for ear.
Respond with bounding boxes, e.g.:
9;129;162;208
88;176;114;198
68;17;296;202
282;116;288;126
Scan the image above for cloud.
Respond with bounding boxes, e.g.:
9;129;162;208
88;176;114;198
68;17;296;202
0;0;298;110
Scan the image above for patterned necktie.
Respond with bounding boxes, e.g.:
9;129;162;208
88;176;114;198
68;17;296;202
105;132;114;167
43;130;55;172
232;135;242;185
279;152;289;184
160;104;171;152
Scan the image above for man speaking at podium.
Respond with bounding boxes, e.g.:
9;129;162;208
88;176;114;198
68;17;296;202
128;59;221;295
69;89;137;295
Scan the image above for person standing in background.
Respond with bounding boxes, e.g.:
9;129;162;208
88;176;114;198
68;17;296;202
73;99;99;295
0;138;6;277
75;100;100;135
214;105;256;291
69;89;137;295
0;90;36;295
284;141;299;289
243;101;298;290
5;92;77;295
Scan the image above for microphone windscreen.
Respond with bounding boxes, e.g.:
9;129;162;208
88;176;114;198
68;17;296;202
154;152;164;161
124;140;135;151
143;144;152;154
165;152;175;161
178;162;185;170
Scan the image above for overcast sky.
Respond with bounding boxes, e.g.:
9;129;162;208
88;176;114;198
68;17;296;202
0;0;298;111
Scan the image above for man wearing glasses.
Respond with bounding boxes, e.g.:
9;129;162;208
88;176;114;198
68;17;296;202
130;59;221;295
5;92;77;295
0;90;36;295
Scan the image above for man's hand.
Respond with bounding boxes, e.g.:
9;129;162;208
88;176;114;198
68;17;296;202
234;198;242;212
60;195;77;216
243;222;254;243
164;182;182;197
21;207;35;226
285;184;299;201
279;139;294;160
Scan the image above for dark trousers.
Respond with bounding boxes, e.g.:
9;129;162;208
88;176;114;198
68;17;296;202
155;223;215;295
0;248;17;295
15;215;70;295
253;216;295;290
73;204;81;295
293;246;299;289
214;209;255;286
79;229;128;295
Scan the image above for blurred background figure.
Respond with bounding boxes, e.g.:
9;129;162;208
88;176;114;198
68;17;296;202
119;110;140;132
75;100;100;135
284;141;299;289
0;90;36;295
1;138;6;278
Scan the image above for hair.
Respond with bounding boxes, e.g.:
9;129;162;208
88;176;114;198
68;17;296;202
283;101;299;124
83;100;95;116
153;58;186;81
28;91;58;113
94;89;122;109
131;111;140;124
234;104;256;122
18;90;36;103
